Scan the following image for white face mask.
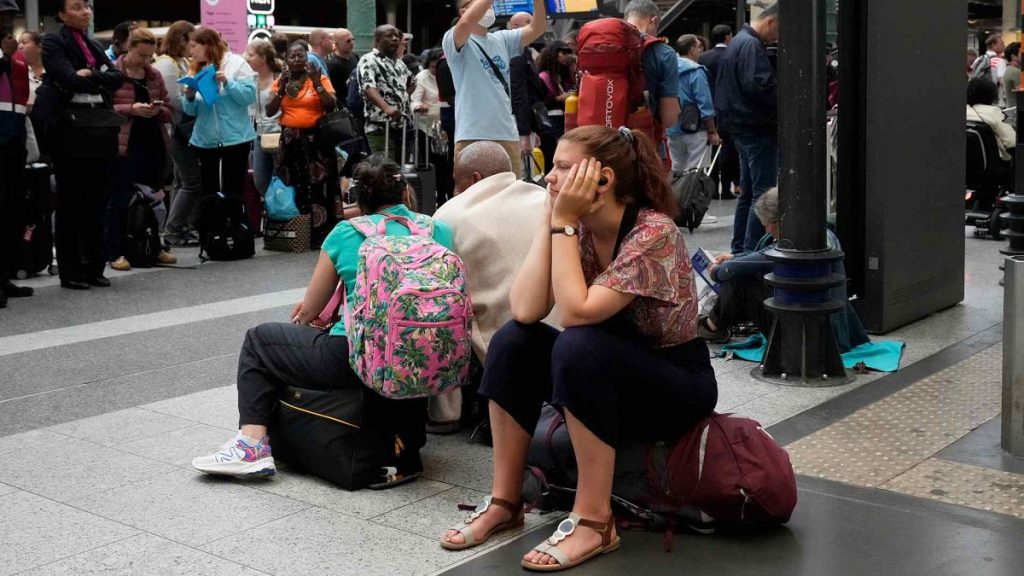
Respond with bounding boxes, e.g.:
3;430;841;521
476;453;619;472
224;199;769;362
478;8;496;29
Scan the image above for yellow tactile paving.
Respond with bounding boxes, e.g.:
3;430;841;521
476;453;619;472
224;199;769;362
786;345;1002;487
882;459;1024;518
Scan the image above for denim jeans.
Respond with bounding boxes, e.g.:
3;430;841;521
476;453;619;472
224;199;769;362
732;131;778;254
164;130;203;235
250;144;275;198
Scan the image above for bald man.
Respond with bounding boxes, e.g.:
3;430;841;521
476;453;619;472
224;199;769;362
507;11;532;30
429;142;554;429
328;28;358;97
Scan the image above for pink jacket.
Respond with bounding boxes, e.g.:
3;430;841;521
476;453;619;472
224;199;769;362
112;57;172;157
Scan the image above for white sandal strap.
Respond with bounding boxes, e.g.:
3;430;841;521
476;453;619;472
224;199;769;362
451;522;477;545
532;542;570;566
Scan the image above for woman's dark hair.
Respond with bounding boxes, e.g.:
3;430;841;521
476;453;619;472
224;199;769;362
561;125;677;218
287;41;308;56
20;31;41;46
425;48;443;67
967;76;998;106
537;40;574;89
352;155;408;214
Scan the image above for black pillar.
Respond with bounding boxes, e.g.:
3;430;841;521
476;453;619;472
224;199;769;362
755;0;849;387
736;0;746;32
1002;90;1024;258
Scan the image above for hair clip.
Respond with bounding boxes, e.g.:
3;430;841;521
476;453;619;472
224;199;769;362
618;126;635;144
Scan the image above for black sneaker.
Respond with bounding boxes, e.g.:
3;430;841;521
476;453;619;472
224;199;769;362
698;316;732;344
2;281;33;298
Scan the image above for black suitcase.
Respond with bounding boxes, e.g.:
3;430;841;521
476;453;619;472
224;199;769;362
267;385;426;491
389;119;438;216
12;163;56;279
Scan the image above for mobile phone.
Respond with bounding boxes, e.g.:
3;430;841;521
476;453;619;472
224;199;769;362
152;100;164;106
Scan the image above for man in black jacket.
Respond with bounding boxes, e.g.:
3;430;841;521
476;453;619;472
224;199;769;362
714;4;779;254
699;24;738;202
507;11;543;170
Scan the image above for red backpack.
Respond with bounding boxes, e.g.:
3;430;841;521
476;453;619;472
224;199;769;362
575;18;668;158
648;413;798;525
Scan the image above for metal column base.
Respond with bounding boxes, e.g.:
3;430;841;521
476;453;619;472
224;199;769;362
752;309;852;388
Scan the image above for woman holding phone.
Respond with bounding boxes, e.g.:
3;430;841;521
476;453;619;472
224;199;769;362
106;27;174;270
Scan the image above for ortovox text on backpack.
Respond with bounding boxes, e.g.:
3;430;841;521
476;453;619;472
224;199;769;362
342;214;473;399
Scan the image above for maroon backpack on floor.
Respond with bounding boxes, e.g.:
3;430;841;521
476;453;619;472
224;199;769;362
648;413;798;525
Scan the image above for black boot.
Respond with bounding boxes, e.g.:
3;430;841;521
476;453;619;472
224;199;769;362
2;281;33;298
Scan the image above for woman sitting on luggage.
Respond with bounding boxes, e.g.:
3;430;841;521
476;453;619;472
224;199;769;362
265;42;342;248
107;27;176;271
440;126;718;571
193;154;454;486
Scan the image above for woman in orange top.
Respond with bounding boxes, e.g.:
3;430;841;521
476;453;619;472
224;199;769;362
266;42;340;247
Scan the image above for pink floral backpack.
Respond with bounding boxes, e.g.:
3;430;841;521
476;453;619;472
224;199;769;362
336;214;473;399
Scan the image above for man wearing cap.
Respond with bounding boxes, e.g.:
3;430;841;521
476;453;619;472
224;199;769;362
0;0;35;308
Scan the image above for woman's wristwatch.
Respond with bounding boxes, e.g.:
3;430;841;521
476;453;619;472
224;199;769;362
551;225;577;237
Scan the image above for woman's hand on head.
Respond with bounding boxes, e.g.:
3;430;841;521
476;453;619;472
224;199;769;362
551;157;605;225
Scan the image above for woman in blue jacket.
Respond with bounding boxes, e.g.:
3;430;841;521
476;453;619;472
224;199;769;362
180;27;256;203
667;34;721;172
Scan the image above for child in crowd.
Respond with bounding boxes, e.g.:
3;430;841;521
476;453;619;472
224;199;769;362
440;125;718;571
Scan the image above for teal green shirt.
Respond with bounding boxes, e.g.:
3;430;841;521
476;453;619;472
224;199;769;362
321;204;455;337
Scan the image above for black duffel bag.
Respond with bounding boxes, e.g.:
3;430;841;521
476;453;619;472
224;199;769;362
268;385;394;490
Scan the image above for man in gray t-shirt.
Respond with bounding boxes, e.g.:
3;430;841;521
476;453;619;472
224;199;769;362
443;0;547;176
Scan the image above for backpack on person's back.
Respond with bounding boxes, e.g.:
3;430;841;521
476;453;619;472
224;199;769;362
970;53;994;81
337;213;474;400
575;18;667;154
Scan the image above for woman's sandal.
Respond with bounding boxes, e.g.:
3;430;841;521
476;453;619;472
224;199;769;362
440;495;525;551
521;513;621;572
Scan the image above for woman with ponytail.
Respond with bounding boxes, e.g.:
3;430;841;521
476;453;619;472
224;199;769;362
441;125;718;571
193;154;453;488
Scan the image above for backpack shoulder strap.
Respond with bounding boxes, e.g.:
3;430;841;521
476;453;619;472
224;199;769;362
348;216;378;238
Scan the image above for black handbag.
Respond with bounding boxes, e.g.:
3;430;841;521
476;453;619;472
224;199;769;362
317;106;356;147
679;104;701;134
531;100;554;132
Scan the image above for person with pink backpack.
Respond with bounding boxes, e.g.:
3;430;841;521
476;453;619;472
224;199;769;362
193;155;469;487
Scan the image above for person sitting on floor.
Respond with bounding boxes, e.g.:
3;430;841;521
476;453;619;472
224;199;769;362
428;141;553;434
698;187;869;352
192;155;455;485
440;125;718;571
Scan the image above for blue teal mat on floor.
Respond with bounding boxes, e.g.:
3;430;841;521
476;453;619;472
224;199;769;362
720;334;906;372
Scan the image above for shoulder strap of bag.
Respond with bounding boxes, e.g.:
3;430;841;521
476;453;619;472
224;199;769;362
613;203;641;260
471;39;511;101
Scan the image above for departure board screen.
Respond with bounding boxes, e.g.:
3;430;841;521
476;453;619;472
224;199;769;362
493;0;599;16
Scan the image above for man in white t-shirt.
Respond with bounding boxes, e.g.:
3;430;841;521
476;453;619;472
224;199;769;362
442;0;547;176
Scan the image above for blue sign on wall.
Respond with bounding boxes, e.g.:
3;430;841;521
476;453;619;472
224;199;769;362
494;0;534;16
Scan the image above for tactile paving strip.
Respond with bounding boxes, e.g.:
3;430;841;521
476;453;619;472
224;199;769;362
882;459;1024;518
786;345;1003;488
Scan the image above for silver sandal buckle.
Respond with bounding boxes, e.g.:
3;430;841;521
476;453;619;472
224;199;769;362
466;495;491;524
547;516;577;545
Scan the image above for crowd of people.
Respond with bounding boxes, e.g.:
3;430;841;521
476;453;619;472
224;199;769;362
1;0;812;571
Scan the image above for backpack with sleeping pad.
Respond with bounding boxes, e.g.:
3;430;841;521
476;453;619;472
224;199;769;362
123;190;163;268
197;193;255;262
524;404;797;534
